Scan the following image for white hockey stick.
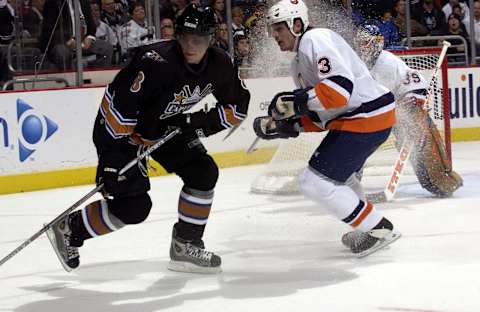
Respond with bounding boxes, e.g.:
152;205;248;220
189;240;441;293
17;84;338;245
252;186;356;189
368;41;451;203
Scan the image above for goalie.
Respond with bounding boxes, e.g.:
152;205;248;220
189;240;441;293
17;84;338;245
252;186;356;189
355;24;463;197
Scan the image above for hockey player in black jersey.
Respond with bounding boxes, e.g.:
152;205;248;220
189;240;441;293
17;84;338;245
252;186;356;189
46;4;250;273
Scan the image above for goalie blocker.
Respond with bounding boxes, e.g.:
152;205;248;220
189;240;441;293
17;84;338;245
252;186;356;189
395;98;463;197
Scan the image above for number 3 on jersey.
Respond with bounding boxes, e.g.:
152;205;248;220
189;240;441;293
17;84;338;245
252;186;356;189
317;57;331;74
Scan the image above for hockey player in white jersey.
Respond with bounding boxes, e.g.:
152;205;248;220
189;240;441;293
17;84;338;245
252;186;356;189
355;24;462;197
253;0;401;257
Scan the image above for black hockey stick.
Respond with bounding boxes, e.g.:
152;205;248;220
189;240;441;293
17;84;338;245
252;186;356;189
0;128;180;267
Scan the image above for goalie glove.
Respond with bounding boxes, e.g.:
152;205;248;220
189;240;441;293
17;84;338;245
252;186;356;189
253;116;302;140
268;88;310;120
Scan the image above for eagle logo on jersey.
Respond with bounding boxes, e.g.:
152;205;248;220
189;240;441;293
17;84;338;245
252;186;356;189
142;50;166;63
160;83;213;119
130;71;145;93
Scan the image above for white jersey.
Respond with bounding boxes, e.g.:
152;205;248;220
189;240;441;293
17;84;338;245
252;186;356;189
370;50;428;100
293;28;395;133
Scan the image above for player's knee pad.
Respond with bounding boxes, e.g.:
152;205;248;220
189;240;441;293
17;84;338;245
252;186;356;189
108;193;152;224
299;167;361;219
345;172;366;201
177;154;219;191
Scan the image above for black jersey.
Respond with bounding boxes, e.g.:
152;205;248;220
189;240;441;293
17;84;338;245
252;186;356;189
93;39;250;151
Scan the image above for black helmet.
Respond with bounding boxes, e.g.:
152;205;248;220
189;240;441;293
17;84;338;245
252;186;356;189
176;4;216;36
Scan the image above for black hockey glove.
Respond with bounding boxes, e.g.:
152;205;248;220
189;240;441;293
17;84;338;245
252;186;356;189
100;167;128;197
268;88;311;121
253;116;302;140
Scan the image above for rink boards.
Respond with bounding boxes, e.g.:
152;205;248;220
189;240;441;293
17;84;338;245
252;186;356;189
1;69;480;194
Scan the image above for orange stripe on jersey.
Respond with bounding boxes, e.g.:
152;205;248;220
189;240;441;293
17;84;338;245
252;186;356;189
327;109;396;133
85;201;112;235
223;106;243;126
178;199;212;219
300;116;326;132
101;97;136;136
351;201;373;228
314;82;349;109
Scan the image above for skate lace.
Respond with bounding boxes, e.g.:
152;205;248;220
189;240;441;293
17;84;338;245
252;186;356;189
64;235;79;260
185;244;212;262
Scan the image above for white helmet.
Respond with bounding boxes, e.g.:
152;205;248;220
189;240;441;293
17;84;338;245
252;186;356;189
267;0;310;36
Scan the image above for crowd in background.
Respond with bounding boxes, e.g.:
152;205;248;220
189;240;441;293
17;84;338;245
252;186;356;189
0;0;479;88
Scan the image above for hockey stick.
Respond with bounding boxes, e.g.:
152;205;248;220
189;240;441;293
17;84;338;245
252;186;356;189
368;41;451;203
0;128;181;267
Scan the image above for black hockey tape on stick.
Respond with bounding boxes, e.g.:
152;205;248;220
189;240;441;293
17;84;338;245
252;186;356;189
0;128;181;267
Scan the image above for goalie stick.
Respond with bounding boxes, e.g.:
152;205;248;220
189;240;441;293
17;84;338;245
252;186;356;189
0;128;181;267
367;41;451;203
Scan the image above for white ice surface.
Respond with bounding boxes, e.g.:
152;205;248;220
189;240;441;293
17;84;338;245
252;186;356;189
1;142;480;312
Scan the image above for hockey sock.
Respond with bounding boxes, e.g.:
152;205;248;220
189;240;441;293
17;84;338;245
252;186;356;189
78;199;125;240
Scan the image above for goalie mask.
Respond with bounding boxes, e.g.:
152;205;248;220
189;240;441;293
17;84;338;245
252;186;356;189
266;0;310;37
355;24;384;69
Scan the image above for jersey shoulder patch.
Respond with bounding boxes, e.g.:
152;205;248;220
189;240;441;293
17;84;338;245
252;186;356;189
142;50;167;63
130;71;145;93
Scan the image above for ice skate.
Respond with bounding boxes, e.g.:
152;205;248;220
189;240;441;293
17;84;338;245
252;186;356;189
341;228;401;258
45;214;81;272
167;229;221;274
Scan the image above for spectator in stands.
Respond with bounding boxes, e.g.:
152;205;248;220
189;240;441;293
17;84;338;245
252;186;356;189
90;2;115;66
22;0;45;40
417;0;446;34
245;1;265;30
118;2;153;57
233;31;251;69
0;0;14;88
377;10;400;48
212;22;228;51
464;0;480;55
442;0;469;24
393;0;428;40
172;0;189;19
340;0;365;26
39;0;105;70
433;13;470;63
232;6;247;36
101;0;128;33
160;16;175;40
211;0;225;24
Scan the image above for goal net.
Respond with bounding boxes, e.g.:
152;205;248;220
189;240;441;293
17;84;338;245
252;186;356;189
250;47;451;195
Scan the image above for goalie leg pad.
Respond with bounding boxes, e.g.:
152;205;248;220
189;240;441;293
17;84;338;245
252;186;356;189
396;102;463;197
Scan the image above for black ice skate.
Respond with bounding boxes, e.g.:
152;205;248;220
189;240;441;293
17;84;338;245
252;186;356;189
45;214;81;272
168;228;221;274
341;218;401;258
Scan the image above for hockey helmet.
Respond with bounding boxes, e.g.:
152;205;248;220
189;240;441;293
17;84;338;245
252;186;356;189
355;23;384;69
266;0;310;36
176;4;216;36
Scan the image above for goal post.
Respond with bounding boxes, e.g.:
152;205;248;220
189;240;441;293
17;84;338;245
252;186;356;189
250;47;451;195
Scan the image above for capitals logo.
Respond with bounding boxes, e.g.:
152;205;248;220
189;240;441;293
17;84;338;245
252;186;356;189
159;84;213;119
16;99;58;162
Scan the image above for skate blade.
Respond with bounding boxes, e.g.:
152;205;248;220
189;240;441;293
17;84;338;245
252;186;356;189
167;260;222;274
355;230;402;258
45;224;73;273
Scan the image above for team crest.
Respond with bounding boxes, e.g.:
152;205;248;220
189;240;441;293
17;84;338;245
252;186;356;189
160;84;213;119
130;71;145;93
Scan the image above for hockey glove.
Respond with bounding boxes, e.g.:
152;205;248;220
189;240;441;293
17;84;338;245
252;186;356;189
253;116;302;140
100;167;127;197
268;88;310;121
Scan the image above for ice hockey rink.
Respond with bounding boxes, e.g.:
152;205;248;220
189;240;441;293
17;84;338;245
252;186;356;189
1;141;479;312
